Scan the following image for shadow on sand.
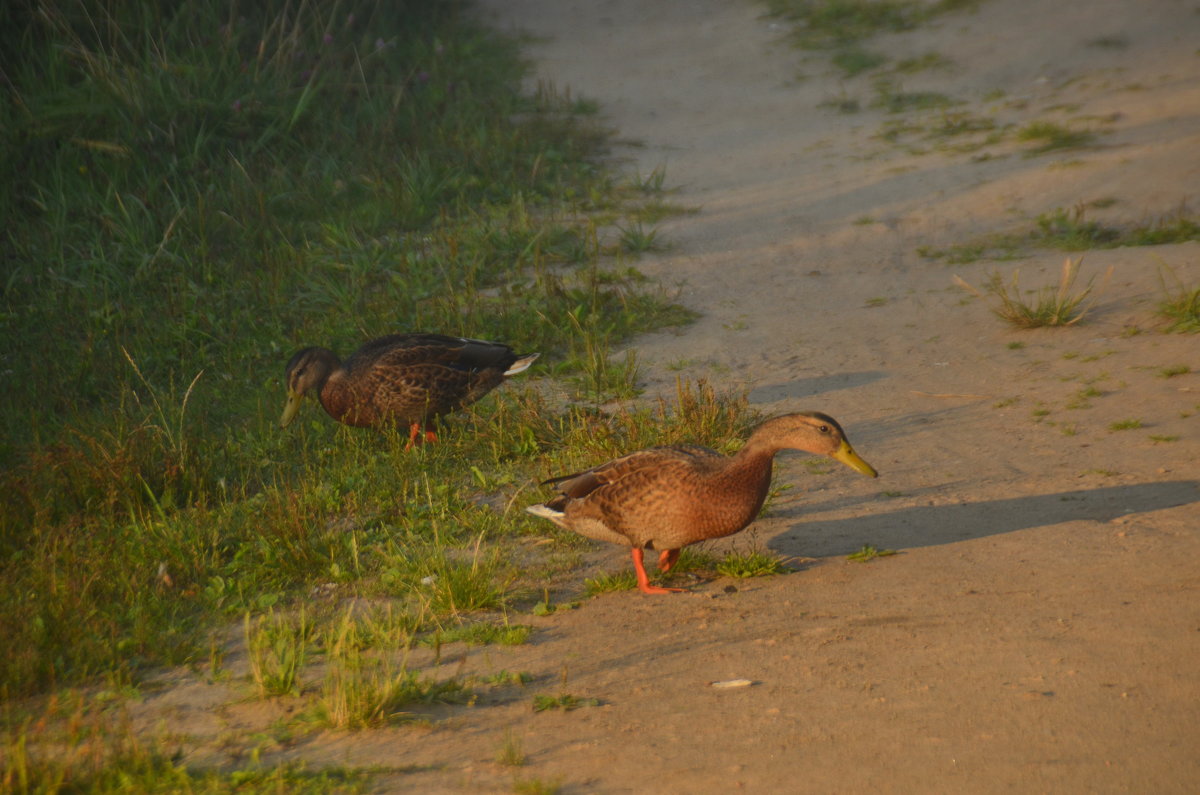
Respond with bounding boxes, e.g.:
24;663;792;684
769;480;1199;558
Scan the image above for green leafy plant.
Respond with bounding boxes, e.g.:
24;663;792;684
244;608;314;698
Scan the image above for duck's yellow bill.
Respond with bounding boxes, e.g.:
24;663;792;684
832;439;878;478
280;390;302;428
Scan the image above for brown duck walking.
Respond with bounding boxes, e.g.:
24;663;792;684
526;412;877;594
280;333;539;448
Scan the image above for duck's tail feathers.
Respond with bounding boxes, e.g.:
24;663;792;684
525;503;567;527
505;352;540;376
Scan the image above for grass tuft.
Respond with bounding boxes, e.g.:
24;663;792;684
1157;268;1200;333
715;549;789;578
1016;121;1097;154
956;258;1108;329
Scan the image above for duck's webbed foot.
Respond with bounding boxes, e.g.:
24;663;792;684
632;548;683;594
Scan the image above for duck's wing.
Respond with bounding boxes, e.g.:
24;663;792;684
346;333;534;373
542;445;718;501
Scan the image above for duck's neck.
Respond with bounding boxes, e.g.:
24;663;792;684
307;351;355;422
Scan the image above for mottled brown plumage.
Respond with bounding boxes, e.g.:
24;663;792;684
280;333;538;446
526;412;877;594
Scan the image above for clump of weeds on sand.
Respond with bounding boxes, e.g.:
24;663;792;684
716;549;790;578
1157;267;1200;332
955;258;1109;329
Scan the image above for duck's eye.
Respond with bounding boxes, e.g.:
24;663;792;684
819;425;830;433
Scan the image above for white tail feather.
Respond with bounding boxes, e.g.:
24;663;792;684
504;352;540;376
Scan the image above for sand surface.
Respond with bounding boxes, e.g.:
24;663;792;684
132;1;1198;791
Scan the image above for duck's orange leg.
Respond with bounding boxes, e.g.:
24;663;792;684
632;548;683;594
404;423;439;451
657;548;681;573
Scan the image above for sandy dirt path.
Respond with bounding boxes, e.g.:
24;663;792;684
460;1;1200;792
131;2;1198;792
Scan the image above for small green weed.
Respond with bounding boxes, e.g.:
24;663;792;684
765;0;976;49
617;222;665;254
847;544;898;562
308;608;469;730
1158;365;1191;378
1149;434;1180;443
495;730;527;767
894;52;954;73
926;208;1200;264
1016;121;1096;155
833;47;887;76
481;670;534;687
1067;385;1103;410
2;699;372;792
513;777;565;795
244;608;314;698
1108;419;1143;431
427;622;533;647
872;80;957;113
531;693;601;712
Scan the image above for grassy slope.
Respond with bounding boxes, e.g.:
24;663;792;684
0;0;728;700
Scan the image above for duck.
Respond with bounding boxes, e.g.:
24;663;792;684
526;412;877;594
280;333;539;447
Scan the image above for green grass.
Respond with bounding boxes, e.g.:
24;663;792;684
513;777;565;795
583;570;639;596
1016;121;1097;154
715;549;789;578
832;47;887;76
2;695;373;792
1157;268;1200;333
925;206;1200;263
531;693;601;712
245;608;314;698
427;621;533;647
495;730;527;767
764;0;979;49
310;611;470;730
872;80;957;113
0;0;755;707
1108;418;1143;431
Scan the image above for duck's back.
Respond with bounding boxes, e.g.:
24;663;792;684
333;334;523;425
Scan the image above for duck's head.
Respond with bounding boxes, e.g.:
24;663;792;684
754;412;878;478
280;347;338;428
